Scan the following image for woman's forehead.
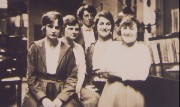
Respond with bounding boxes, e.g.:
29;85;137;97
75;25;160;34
47;19;60;26
120;21;137;27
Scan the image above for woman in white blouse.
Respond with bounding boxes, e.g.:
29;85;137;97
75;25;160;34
86;11;116;95
98;16;152;107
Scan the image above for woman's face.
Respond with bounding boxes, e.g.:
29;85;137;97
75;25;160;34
97;17;112;38
46;19;61;40
64;24;80;40
120;22;137;44
82;10;94;27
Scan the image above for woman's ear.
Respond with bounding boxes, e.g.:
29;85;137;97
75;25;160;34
41;26;46;35
116;26;121;36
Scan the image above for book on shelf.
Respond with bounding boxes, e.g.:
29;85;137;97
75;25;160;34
171;8;179;33
149;36;179;64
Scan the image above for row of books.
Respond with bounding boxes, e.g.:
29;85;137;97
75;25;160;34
149;37;179;64
171;8;179;33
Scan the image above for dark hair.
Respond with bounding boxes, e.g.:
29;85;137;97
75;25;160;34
77;5;97;20
63;15;80;28
41;11;63;33
62;15;80;34
94;11;115;34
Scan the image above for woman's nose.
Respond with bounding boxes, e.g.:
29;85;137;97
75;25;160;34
102;25;108;29
88;15;92;19
52;27;56;32
72;29;76;33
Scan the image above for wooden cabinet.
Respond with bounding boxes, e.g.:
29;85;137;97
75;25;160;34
0;34;27;79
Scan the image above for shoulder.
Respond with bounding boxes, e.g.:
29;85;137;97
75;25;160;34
34;38;45;46
136;42;151;54
136;41;149;49
28;39;44;51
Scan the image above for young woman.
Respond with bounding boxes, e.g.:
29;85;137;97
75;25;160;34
22;11;80;107
60;15;99;107
98;16;152;107
86;11;116;95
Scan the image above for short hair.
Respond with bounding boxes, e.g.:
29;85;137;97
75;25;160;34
41;11;63;26
118;16;141;32
116;16;144;41
41;11;63;34
94;11;115;33
63;15;80;28
77;5;97;20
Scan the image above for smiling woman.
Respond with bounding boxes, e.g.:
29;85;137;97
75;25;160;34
86;11;116;95
97;16;152;107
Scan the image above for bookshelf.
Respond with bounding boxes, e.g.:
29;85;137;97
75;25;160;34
149;32;179;80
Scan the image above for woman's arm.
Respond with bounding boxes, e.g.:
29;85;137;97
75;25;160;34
56;48;78;102
26;44;47;101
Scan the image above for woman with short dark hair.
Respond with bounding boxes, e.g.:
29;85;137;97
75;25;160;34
22;11;80;107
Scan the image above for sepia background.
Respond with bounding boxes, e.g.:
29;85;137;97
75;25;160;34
0;0;179;107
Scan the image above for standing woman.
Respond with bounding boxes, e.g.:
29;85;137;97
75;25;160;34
86;11;116;95
98;16;152;107
22;11;80;107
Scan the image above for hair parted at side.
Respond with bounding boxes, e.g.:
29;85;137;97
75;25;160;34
41;11;63;35
63;15;80;28
118;16;141;32
116;16;144;40
94;11;115;33
77;4;97;20
41;11;63;26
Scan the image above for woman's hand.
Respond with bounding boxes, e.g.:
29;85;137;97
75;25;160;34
53;98;63;107
42;98;54;107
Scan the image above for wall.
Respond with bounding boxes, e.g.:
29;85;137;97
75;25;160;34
92;0;119;21
28;0;51;47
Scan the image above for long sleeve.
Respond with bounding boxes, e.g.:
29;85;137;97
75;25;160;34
26;44;47;101
57;48;78;102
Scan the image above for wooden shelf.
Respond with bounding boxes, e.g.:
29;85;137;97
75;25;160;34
149;32;179;41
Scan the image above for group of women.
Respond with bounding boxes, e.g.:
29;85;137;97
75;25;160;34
22;5;152;107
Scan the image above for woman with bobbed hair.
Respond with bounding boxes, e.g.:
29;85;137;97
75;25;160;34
85;10;118;95
98;16;152;107
22;11;80;107
60;14;100;107
93;11;115;37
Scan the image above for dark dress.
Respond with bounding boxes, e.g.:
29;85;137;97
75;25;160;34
22;39;81;107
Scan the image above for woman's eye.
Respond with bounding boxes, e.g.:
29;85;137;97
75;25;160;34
122;26;127;29
99;22;104;25
106;22;111;26
68;28;73;30
55;26;60;29
75;28;80;31
47;25;53;28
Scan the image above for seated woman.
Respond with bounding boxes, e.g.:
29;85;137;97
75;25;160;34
22;11;80;107
98;16;152;107
60;15;100;107
86;11;116;95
